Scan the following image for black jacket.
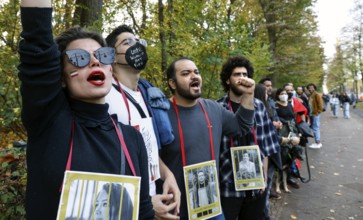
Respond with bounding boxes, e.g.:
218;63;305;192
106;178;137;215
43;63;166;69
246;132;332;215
18;7;153;220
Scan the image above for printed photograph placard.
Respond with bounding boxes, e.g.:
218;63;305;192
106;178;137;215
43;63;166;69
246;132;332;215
230;145;265;191
183;160;222;220
56;171;141;220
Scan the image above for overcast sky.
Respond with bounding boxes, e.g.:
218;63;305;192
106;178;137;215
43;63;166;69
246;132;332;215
314;0;355;59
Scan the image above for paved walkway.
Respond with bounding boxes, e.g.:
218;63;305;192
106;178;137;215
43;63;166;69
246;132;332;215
270;107;363;220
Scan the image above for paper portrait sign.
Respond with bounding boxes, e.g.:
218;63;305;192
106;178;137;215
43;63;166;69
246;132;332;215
230;145;265;191
56;171;140;220
131;117;160;183
183;160;222;220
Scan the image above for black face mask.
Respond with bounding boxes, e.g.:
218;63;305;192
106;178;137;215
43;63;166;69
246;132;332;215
287;92;293;99
117;43;148;70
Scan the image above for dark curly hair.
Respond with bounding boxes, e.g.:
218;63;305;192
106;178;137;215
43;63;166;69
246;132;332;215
220;56;254;92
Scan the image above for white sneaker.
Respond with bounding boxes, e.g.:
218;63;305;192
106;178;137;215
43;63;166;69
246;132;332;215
309;143;322;149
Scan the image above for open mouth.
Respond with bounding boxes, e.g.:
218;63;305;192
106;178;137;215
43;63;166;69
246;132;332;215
190;81;200;88
87;71;105;85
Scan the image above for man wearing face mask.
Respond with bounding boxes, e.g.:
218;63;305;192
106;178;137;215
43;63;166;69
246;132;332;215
105;25;181;219
283;84;307;124
283;84;308;188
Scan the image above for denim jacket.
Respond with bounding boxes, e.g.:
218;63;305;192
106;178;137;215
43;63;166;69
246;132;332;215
138;78;174;148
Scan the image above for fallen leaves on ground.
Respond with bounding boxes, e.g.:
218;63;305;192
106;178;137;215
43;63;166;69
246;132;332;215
290;214;297;219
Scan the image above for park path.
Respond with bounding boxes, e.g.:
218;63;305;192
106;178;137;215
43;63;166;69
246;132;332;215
270;107;363;220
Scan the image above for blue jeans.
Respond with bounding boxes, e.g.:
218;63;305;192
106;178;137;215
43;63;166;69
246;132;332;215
343;102;350;118
311;114;321;143
332;104;339;117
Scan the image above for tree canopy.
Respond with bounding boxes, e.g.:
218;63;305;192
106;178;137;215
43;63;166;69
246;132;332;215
1;0;325;139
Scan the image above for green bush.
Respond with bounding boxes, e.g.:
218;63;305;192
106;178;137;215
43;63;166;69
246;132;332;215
0;146;27;220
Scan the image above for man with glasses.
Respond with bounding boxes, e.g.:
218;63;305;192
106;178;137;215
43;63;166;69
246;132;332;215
105;25;181;219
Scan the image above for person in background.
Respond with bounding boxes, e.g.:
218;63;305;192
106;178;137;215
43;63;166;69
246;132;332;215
296;86;310;118
18;1;153;219
255;83;302;219
259;78;282;130
105;25;180;219
322;93;330;112
330;93;340;118
284;84;307;124
340;92;352;119
350;93;357;109
274;89;303;192
329;92;334;112
306;83;324;149
283;84;308;188
160;57;255;219
259;78;284;203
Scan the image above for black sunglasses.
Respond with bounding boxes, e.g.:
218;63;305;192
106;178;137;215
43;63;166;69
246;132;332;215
64;47;115;68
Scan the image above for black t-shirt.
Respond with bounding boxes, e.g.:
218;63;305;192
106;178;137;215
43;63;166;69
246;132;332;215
275;102;295;121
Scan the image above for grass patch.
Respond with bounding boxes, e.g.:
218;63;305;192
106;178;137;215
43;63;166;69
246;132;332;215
355;101;363;111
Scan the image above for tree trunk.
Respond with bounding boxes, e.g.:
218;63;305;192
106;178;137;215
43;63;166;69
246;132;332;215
258;0;278;81
158;0;167;73
73;0;103;30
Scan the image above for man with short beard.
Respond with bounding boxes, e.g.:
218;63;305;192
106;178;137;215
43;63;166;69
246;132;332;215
160;57;255;220
218;56;279;220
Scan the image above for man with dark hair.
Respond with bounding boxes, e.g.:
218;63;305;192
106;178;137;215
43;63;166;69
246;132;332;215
160;57;255;219
259;78;285;201
105;25;181;219
306;83;323;149
296;86;310;116
259;78;282;129
218;56;280;220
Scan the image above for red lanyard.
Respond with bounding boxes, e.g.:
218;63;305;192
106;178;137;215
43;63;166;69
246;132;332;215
62;118;136;191
227;99;257;146
114;76;150;125
114;76;132;124
172;97;215;167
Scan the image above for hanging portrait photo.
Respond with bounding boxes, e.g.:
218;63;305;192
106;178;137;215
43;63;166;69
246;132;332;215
57;171;140;220
230;145;265;191
183;160;222;220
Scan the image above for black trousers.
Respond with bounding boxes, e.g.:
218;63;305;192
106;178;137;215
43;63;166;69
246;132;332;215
221;192;266;220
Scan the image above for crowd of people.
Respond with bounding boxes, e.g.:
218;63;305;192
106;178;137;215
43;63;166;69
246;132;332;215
17;1;357;220
327;91;357;119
